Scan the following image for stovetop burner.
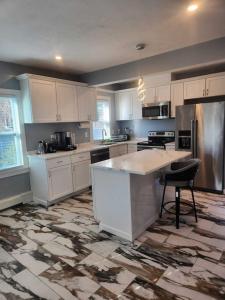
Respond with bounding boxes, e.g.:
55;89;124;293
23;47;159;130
137;131;175;150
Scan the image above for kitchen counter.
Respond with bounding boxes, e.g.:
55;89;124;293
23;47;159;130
91;149;191;241
27;139;144;160
91;149;190;175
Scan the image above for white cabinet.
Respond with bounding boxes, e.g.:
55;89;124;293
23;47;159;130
72;160;91;192
184;79;205;99
131;90;142;120
155;85;170;102
48;164;73;200
127;144;137;153
17;74;96;123
110;144;127;158
143;87;155;104
28;78;58;123
171;82;184;118
115;90;142;120
77;86;96;121
115;91;133;120
206;75;225;97
56;83;78;122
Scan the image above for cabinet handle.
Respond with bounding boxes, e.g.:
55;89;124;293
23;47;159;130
206;89;209;96
48;171;51;178
56;114;58;121
56;160;63;164
203;89;205;97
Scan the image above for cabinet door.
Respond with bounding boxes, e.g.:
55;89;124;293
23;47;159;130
131;90;142;119
89;88;97;121
155;85;170;102
171;83;184;118
115;92;132;120
48;164;73;201
143;87;155;104
72;160;91;192
29;79;57;122
206;75;225;97
77;86;90;121
56;83;78;122
77;86;95;122
184;79;205;99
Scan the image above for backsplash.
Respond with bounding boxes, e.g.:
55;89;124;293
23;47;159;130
24;122;90;151
117;119;176;138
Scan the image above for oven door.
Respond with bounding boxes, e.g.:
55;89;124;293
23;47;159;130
142;102;170;119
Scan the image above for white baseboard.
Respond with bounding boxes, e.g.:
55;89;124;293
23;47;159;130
0;191;32;211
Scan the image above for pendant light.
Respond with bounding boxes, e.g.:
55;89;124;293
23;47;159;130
136;43;146;102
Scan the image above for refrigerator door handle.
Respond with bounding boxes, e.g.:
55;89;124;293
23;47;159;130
191;120;198;158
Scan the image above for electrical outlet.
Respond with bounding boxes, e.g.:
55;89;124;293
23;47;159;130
84;131;88;138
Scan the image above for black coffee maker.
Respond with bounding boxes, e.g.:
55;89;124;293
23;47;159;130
54;132;76;151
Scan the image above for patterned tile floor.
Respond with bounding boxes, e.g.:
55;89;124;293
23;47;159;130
0;189;225;299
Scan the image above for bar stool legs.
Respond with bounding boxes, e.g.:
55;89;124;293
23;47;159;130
175;187;180;229
160;184;166;218
190;187;198;223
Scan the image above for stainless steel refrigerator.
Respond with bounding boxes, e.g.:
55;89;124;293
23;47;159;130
176;101;225;193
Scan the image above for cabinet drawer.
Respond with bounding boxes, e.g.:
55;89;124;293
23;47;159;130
46;156;71;169
71;151;90;163
118;144;127;155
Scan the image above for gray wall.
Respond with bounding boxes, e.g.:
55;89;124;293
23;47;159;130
0;61;79;90
118;119;175;139
25;123;90;151
0;173;30;200
79;37;225;85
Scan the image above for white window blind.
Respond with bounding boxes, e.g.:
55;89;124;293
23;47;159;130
92;99;111;140
0;96;23;170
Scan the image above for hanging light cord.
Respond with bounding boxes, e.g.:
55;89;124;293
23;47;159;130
136;43;146;102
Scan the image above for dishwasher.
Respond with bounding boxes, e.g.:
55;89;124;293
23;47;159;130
90;148;110;164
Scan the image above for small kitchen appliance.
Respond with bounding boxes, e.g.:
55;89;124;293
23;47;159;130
54;131;76;151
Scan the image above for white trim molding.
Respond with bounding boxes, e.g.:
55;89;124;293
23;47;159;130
0;167;29;179
0;191;32;211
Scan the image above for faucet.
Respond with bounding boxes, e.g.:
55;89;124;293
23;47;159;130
102;128;107;140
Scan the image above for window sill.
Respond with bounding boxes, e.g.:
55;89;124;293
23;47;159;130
0;166;30;179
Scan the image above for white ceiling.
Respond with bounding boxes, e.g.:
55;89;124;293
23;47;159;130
0;0;225;74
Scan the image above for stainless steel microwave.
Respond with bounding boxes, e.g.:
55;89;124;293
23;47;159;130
142;101;170;119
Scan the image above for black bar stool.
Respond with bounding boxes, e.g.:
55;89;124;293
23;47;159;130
159;159;200;229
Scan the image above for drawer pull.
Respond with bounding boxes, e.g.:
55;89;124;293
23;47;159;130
56;160;63;163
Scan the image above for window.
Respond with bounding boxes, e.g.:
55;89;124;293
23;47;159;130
92;98;111;140
0;94;24;171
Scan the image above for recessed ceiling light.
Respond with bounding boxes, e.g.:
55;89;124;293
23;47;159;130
55;55;62;60
187;3;198;12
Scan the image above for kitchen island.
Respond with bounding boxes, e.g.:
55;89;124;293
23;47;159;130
91;149;191;241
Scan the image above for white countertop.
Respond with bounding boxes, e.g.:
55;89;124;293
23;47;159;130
27;139;144;160
91;149;191;175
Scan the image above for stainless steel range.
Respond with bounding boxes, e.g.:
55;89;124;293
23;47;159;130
137;131;175;151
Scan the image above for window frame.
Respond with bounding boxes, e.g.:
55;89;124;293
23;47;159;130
91;95;112;141
0;89;28;179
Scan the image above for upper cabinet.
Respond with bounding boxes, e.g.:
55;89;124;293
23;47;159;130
170;83;184;118
155;85;170;102
55;83;78;122
115;89;142;121
205;75;225;97
77;86;96;122
183;74;225;100
17;74;96;123
115;91;132;120
142;84;170;104
184;79;206;99
23;78;58;123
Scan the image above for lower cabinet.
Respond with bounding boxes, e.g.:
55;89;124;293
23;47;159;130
127;144;137;153
48;164;73;200
72;159;91;192
109;144;128;158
